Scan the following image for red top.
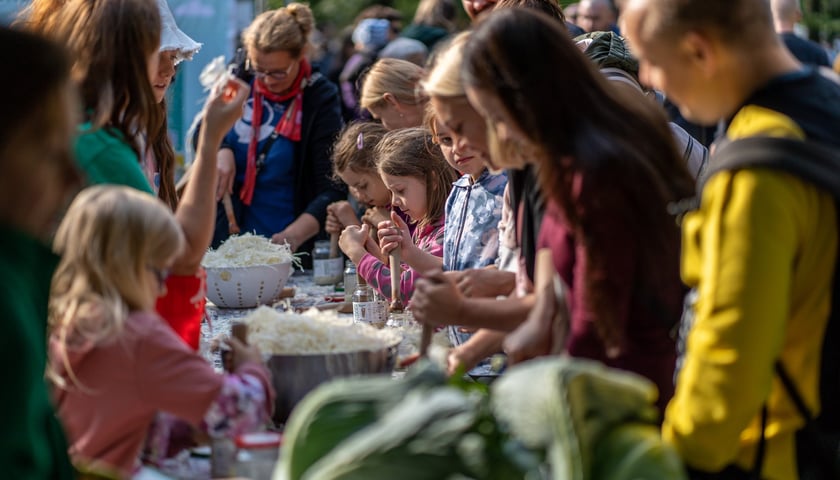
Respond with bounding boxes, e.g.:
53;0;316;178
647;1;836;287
156;268;206;351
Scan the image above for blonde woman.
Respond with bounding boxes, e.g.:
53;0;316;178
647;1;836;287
214;2;345;257
360;58;426;130
48;187;273;478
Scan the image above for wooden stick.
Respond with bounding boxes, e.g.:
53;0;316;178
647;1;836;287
222;193;240;235
329;232;339;258
420;323;432;357
389;251;404;313
223;322;248;372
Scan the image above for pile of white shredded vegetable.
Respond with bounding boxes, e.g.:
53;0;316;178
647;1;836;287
242;306;401;355
202;233;300;268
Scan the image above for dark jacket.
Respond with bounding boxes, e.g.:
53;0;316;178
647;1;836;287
214;73;347;259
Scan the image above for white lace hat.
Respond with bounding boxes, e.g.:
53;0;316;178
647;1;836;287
157;0;201;64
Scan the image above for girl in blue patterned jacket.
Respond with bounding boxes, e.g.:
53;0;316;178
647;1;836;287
431;110;507;377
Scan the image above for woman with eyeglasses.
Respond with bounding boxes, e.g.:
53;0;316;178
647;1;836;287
214;2;345;258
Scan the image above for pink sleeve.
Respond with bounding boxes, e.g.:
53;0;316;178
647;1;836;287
201;361;274;437
135;320;224;426
356;223;445;304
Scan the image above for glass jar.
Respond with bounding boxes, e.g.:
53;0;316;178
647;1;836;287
312;240;343;285
210;436;236;478
352;274;386;328
343;261;357;303
233;431;282;479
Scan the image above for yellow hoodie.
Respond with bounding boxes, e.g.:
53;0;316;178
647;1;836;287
663;101;838;479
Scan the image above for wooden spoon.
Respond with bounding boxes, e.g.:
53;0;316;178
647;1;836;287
222;193;240;235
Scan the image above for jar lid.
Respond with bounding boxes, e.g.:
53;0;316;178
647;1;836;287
235;431;283;449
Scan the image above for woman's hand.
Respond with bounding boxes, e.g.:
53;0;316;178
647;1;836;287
339;224;371;264
377;211;414;259
453;268;516;298
326;201;360;235
412;270;464;327
503;279;569;365
270;230;302;252
216;149;236;202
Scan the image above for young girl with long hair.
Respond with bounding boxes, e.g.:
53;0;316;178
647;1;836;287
327;121;401;262
428;106;508;377
339;127;457;303
461;8;695;410
53;0;250;350
327;121;390;239
54;0;161;192
48;186;273;479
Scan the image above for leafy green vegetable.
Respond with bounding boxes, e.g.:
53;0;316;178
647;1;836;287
590;423;687;480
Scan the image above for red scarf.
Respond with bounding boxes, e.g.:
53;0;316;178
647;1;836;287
240;59;311;205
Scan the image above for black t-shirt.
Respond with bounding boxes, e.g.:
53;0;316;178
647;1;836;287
780;32;830;67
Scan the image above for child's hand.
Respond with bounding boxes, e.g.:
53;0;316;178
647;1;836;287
326;201;360;235
362;207;390;230
339;224;370;263
377;211;413;259
227;337;263;371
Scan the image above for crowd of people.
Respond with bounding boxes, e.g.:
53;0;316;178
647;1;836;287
2;0;840;479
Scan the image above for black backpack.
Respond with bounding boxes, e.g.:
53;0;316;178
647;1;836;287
703;136;840;479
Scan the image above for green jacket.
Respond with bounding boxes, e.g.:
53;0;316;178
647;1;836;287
74;123;153;193
0;226;74;479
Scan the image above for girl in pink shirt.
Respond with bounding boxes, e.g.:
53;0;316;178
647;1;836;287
48;186;274;479
339;127;457;304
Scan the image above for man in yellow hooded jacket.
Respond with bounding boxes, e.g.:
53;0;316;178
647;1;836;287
622;0;840;478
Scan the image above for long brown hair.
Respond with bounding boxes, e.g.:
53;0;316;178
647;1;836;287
55;0;161;160
150;99;178;210
331;121;389;181
462;8;695;351
375;127;457;228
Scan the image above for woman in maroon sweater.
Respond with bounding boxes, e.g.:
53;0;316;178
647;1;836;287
460;8;695;410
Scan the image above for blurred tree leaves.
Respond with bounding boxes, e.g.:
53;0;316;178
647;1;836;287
802;0;840;41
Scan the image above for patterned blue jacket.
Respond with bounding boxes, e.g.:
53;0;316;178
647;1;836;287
443;169;507;377
443;170;507;272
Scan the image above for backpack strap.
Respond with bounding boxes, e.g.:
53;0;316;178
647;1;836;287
701;135;840;478
701;136;840;197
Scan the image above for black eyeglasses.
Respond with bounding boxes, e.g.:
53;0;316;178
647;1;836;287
246;59;296;81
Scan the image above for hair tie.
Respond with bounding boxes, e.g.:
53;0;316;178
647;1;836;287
357;132;364;150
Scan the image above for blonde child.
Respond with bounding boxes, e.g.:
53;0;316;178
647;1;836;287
48;186;273;479
359;58;427;130
339;127;457;303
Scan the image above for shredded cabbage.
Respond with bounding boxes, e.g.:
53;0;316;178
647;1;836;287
202;233;301;268
242;306;401;355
